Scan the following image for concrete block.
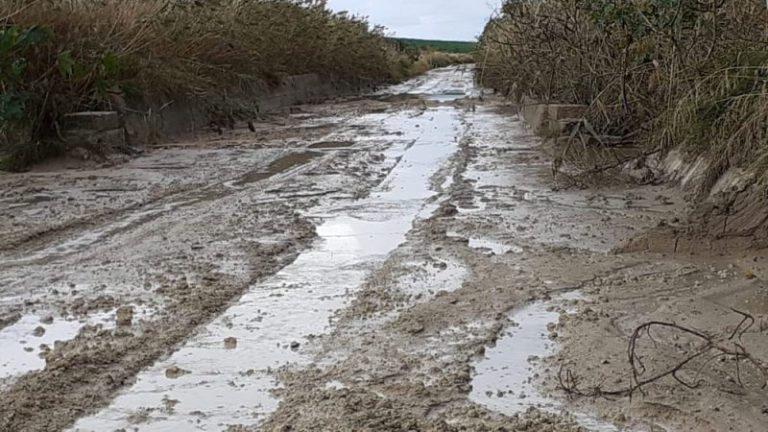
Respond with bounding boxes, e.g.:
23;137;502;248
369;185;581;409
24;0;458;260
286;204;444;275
63;128;125;150
519;97;587;137
547;104;587;121
62;111;121;131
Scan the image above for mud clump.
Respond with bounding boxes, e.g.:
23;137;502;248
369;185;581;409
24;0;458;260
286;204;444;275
0;313;21;331
224;337;238;350
116;306;134;327
165;366;190;379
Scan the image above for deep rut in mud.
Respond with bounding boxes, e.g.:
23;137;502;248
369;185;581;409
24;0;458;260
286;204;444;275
1;66;767;432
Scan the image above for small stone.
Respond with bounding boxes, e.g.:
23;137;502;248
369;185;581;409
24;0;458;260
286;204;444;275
40;315;54;325
407;323;425;334
116;306;134;327
745;271;757;280
224;337;238;350
290;341;301;350
614;413;627;423
32;326;46;337
165;366;189;379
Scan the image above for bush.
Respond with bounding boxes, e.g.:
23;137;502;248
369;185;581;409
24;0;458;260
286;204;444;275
408;52;474;76
0;0;414;169
478;0;768;190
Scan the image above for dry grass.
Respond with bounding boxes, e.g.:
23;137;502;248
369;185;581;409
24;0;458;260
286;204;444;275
408;52;474;76
478;0;768;192
0;0;416;169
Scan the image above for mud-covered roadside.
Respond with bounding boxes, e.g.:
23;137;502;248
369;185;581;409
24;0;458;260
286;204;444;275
254;97;744;432
2;66;767;432
259;101;764;432
0;85;444;431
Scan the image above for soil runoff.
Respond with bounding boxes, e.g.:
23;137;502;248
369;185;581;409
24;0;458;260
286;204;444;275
1;66;766;432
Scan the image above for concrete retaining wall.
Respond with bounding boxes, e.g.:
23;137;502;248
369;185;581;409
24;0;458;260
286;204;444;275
63;74;371;152
518;97;587;137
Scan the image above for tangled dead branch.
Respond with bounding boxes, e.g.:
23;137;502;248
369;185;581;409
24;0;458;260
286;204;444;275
558;309;768;399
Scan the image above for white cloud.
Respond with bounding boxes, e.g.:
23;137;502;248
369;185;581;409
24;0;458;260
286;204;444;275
326;0;499;41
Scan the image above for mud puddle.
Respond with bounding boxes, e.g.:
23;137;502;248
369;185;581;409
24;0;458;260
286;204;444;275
470;295;620;431
70;106;465;431
0;306;153;388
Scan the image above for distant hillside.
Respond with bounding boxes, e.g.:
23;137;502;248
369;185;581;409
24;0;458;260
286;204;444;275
393;38;477;54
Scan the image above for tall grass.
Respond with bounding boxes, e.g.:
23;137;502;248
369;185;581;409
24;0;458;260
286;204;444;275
478;0;768;192
393;38;477;54
408;51;475;76
0;0;413;169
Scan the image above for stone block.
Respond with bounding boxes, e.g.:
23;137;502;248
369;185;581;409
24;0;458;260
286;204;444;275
62;111;121;131
519;97;587;137
63;128;125;150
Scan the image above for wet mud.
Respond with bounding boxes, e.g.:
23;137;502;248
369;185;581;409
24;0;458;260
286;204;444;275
1;65;766;432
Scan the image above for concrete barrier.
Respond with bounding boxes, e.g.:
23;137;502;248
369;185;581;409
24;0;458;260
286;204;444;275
62;74;373;151
519;97;587;137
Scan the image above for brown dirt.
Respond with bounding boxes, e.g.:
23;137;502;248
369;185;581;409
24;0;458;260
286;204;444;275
2;68;767;432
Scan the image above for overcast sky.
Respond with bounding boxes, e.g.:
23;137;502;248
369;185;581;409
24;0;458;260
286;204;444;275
326;0;499;41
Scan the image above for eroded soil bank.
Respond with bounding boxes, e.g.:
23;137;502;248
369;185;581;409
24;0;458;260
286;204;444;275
1;65;766;432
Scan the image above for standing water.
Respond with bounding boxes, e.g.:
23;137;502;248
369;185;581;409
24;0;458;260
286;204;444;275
470;295;620;432
70;75;472;431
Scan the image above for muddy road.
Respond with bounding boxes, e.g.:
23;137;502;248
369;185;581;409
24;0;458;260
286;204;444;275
1;66;766;432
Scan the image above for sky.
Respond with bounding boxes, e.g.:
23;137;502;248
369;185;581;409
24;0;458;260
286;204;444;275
326;0;499;41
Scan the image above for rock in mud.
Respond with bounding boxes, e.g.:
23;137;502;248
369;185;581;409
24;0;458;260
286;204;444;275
116;306;134;327
0;313;21;330
224;337;238;350
165;366;190;379
32;326;46;337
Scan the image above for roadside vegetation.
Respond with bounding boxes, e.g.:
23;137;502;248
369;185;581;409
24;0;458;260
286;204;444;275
392;38;476;77
478;0;768;192
394;38;477;54
0;0;445;171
